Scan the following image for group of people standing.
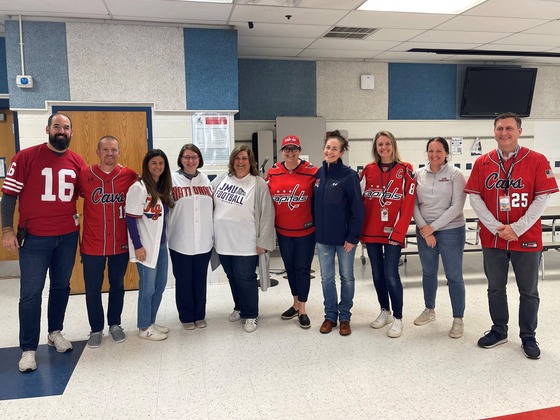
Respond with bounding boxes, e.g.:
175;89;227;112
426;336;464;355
268;113;558;365
1;111;557;373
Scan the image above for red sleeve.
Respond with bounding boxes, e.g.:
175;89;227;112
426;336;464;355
390;163;416;244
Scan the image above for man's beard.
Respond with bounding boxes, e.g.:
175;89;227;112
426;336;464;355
49;133;71;151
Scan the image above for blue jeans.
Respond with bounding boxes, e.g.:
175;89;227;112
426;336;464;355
416;226;466;318
170;249;212;323
365;243;403;319
82;253;128;332
277;232;315;302
136;244;168;329
19;231;79;351
317;243;356;322
219;254;259;319
482;248;541;339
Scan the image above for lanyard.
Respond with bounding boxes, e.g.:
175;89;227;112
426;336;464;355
379;162;395;207
497;149;518;196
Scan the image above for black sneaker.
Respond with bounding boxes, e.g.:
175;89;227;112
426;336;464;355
281;306;298;320
521;338;541;359
298;314;311;329
477;329;508;348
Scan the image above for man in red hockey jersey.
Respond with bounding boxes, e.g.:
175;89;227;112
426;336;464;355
78;136;137;349
465;112;558;359
1;113;86;372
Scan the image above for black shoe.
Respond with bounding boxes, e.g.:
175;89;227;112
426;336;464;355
298;314;311;329
281;306;299;320
477;329;508;348
521;337;541;359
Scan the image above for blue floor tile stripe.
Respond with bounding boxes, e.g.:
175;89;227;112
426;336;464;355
0;340;87;400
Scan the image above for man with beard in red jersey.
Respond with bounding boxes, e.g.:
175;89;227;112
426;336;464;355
1;113;86;372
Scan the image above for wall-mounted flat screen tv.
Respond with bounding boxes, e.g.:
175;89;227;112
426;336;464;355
460;67;538;118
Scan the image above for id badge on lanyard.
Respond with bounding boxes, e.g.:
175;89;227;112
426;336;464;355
499;195;511;212
381;207;389;221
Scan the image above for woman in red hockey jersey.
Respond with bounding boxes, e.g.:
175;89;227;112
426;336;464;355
266;135;318;329
360;131;416;338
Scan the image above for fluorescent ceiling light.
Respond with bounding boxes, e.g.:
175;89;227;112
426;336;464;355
358;0;486;15
177;0;233;3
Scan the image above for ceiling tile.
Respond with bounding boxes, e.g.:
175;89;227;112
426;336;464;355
338;11;455;30
464;0;560;20
308;38;401;51
237;35;313;48
230;4;347;25
233;21;330;37
105;0;233;22
411;30;512;44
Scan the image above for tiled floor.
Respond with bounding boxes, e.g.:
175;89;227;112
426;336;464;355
1;249;560;419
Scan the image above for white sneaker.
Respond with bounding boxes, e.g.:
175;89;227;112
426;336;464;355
152;324;170;334
387;318;403;338
19;350;37;372
414;308;436;326
182;322;196;330
449;318;464;339
370;309;394;329
47;330;73;353
139;325;168;341
244;318;258;333
228;310;241;322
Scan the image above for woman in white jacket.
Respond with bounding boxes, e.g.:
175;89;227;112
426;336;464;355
126;149;174;341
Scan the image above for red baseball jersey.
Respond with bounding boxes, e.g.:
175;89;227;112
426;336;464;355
2;143;86;236
265;160;318;237
360;161;416;246
79;164;138;255
465;146;558;251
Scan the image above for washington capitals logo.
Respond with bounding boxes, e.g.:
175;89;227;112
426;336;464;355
363;180;403;201
272;184;309;211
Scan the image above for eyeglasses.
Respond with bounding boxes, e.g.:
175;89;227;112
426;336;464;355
181;155;199;161
282;147;300;153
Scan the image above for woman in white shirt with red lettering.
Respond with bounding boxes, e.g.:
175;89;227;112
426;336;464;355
168;144;214;330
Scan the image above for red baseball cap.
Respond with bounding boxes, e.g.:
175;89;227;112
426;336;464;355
280;135;301;150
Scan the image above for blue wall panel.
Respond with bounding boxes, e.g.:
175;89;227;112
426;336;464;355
0;38;8;94
5;21;70;109
238;59;316;120
388;63;457;120
184;28;238;110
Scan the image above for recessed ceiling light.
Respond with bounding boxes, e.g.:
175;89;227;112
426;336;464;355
358;0;486;15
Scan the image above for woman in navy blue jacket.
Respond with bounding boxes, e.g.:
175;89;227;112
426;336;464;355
314;130;365;336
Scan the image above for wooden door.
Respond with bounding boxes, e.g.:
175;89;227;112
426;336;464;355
0;110;18;262
61;110;149;294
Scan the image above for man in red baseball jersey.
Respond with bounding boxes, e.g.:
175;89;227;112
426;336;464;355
78;136;137;348
1;113;86;372
465;112;559;359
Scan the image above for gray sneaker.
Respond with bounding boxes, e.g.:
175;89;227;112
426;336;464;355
87;331;103;348
47;330;73;353
109;325;126;343
19;350;37;373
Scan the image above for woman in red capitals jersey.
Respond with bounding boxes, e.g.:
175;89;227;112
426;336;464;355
360;130;416;338
266;135;318;329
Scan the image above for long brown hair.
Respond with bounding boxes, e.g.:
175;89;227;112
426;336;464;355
140;149;174;209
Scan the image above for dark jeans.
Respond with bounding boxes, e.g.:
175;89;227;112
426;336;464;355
82;253;128;332
219;254;259;319
366;242;404;319
482;247;541;339
170;249;212;323
19;231;79;351
276;232;315;302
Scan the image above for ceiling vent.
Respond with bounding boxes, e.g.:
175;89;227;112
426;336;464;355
324;26;378;39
